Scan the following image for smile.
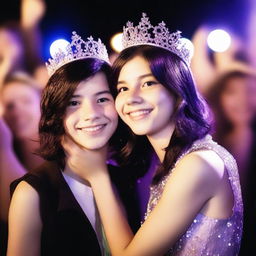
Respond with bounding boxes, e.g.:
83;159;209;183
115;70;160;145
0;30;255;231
78;124;106;133
128;109;152;120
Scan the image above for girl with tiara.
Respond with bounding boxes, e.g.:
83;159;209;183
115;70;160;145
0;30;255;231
7;32;142;256
65;14;243;255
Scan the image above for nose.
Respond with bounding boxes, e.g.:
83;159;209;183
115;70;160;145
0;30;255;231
81;102;100;121
125;88;143;105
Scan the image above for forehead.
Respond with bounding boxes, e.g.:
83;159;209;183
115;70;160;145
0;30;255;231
119;56;151;80
1;82;39;101
224;76;256;91
74;72;110;94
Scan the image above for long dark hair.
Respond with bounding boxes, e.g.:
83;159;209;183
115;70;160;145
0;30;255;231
112;45;211;184
36;58;116;168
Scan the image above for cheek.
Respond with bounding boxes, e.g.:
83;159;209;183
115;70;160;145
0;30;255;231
28;105;41;118
107;105;119;124
63;113;73;135
115;97;123;117
105;104;118;119
220;95;233;111
157;91;175;113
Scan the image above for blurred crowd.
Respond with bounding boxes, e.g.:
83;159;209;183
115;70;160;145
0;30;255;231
0;0;255;255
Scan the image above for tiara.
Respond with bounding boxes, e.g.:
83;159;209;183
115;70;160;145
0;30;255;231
122;13;192;65
46;31;110;76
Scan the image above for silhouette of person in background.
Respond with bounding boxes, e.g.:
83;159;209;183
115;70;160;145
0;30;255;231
206;70;256;256
0;71;43;255
190;26;256;96
1;72;43;170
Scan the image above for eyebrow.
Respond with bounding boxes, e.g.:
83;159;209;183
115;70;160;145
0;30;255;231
71;90;111;98
117;73;154;85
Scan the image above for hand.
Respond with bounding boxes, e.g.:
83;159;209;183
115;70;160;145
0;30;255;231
0;29;23;68
21;0;46;29
62;135;109;183
190;25;216;94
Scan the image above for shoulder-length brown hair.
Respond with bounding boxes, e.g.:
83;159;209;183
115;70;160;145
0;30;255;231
36;58;114;168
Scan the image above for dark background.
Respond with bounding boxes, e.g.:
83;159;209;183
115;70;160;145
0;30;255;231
3;0;249;60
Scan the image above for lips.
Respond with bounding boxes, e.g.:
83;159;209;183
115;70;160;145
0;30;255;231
126;108;153;120
77;124;107;133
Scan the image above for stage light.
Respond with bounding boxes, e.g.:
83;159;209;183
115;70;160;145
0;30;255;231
49;39;70;58
207;29;231;52
110;32;123;53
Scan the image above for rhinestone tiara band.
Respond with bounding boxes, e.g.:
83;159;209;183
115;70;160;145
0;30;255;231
122;13;192;65
46;31;110;76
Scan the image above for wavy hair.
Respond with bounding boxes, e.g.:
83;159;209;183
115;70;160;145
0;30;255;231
36;58;116;168
112;45;212;183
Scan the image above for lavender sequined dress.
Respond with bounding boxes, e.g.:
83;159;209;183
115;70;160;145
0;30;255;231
144;135;243;256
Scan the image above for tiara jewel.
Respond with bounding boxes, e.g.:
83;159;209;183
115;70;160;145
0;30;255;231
122;13;192;65
46;31;110;76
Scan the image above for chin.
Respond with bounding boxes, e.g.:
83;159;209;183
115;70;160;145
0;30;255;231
131;128;148;136
79;141;108;151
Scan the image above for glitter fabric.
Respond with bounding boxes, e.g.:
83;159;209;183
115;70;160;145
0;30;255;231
144;134;243;256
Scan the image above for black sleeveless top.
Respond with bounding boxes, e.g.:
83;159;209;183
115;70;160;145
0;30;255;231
10;161;141;256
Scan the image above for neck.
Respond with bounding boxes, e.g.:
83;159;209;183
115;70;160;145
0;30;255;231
147;123;175;162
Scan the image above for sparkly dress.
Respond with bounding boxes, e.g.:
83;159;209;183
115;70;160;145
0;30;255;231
145;135;243;256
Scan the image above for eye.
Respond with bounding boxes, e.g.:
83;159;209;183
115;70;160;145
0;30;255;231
142;81;158;87
68;100;80;106
97;97;111;103
5;102;15;111
117;87;128;93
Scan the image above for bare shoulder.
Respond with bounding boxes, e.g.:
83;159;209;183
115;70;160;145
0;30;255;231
8;182;42;256
169;150;225;195
175;149;225;178
10;181;41;218
12;181;39;201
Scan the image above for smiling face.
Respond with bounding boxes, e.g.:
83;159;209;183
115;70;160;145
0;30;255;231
115;56;175;140
63;72;118;150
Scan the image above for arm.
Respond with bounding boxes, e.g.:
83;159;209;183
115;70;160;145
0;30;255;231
20;0;46;74
63;135;226;255
190;26;216;95
7;181;42;256
89;151;225;256
0;28;23;89
213;34;256;76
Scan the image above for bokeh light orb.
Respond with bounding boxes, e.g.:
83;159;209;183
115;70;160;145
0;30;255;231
110;32;123;53
207;29;231;52
49;39;70;58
